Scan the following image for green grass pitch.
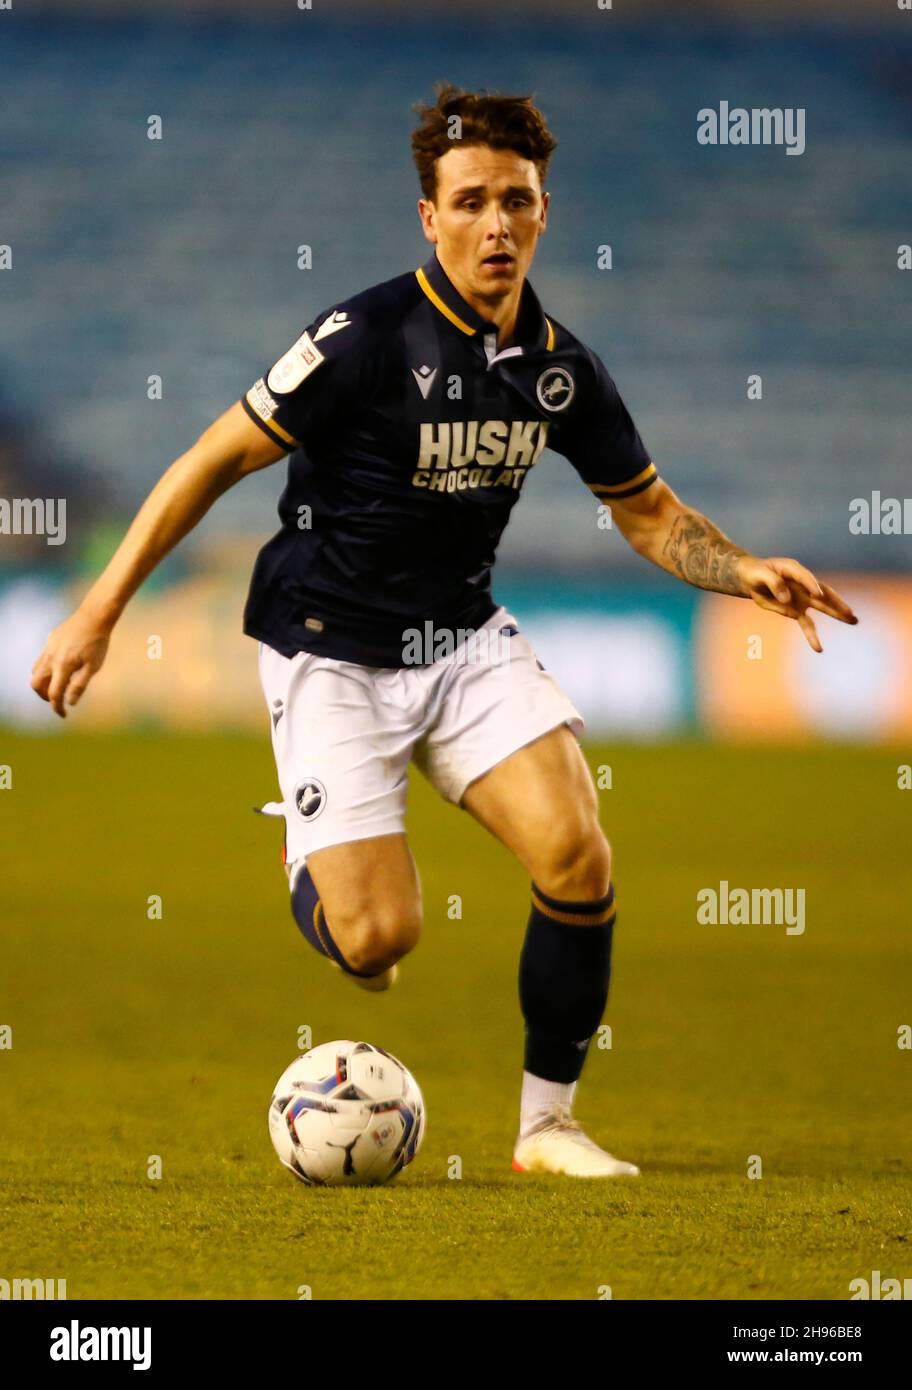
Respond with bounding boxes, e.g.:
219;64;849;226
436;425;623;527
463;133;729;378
1;731;909;1300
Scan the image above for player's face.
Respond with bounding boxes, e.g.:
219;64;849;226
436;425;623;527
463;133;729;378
418;144;548;305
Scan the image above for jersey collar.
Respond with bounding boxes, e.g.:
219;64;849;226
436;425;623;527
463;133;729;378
416;252;555;353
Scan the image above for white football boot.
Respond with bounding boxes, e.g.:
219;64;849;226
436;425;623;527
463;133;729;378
512;1104;640;1177
329;958;398;992
287;857;398;992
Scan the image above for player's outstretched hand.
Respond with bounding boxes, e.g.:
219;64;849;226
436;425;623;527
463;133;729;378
735;556;858;653
31;608;112;718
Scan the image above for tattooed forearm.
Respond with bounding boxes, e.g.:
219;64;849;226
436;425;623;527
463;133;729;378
661;511;749;595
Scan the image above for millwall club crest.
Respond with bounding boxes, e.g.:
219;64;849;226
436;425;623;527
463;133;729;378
294;779;327;822
536;366;574;412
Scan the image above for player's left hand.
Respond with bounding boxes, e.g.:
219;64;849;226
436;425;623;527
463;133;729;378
735;556;858;653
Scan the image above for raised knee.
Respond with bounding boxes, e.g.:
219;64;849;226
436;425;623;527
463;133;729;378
535;824;612;902
339;901;422;975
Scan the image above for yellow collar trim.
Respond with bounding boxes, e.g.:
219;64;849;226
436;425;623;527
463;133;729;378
416;267;556;351
415;267;476;335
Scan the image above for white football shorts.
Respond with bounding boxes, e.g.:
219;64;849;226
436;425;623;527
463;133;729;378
255;606;584;866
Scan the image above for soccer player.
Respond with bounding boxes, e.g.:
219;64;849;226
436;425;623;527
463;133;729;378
31;87;857;1177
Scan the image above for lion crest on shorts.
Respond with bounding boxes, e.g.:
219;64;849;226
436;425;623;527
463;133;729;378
293;778;327;822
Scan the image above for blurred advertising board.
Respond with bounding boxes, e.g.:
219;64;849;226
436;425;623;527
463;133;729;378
2;567;909;740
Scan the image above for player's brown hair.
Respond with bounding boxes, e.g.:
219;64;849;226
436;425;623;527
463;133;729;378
411;83;558;201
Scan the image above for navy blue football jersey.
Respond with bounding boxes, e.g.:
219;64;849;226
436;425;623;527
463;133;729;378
241;251;657;666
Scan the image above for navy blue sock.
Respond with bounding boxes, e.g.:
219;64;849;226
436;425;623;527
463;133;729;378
519;882;616;1083
290;865;377;979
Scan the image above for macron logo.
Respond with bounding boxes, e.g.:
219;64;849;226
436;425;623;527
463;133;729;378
50;1321;151;1372
412;364;438;400
313;311;351;342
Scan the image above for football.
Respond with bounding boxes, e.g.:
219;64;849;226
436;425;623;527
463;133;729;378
268;1039;426;1186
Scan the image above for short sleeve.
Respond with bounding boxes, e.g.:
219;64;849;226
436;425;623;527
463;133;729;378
550;347;658;501
240;305;368;452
